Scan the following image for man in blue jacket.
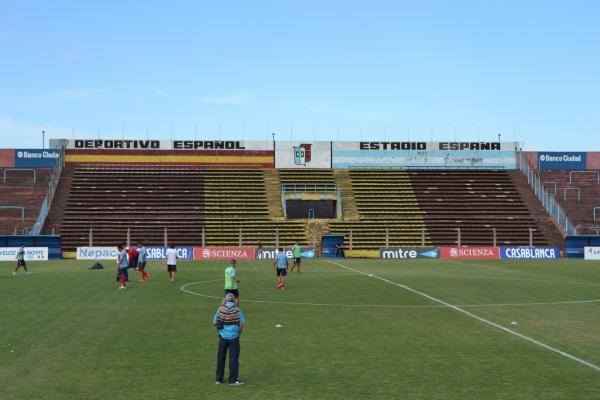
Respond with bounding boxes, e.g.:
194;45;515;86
213;293;246;385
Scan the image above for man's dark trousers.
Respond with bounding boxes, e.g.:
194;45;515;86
216;336;240;383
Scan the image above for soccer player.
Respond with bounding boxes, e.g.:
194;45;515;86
290;241;301;274
137;242;149;282
274;247;288;289
165;244;177;283
117;244;129;289
13;244;29;276
224;259;239;305
128;245;139;270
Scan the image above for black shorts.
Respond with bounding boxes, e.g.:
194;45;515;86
224;289;239;298
138;262;146;269
167;264;177;272
17;260;26;267
294;257;301;264
276;268;287;277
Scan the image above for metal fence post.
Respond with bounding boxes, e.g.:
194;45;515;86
89;227;93;247
492;227;496;247
239;227;243;247
201;226;206;248
164;227;168;247
385;227;389;248
127;227;131;247
457;227;461;247
529;228;533;247
275;227;280;248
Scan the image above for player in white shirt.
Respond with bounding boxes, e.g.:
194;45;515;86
165;245;177;283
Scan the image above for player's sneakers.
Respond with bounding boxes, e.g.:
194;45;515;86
26;272;31;275
215;381;222;385
229;380;245;385
12;271;17;276
119;285;126;289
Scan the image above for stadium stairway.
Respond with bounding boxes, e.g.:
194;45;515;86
332;169;360;221
262;169;285;220
0;168;51;234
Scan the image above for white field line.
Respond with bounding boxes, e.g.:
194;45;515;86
180;281;600;308
325;259;600;373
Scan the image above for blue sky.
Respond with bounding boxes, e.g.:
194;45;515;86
0;0;599;150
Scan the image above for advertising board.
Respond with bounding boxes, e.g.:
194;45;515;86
256;248;317;259
60;139;272;151
275;141;331;168
439;247;500;259
584;247;600;260
77;247;118;260
500;247;561;259
0;247;48;261
332;142;517;169
380;247;440;259
15;149;61;168
194;247;257;260
144;246;193;260
537;152;586;170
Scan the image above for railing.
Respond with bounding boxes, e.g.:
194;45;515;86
281;183;339;192
4;168;37;183
30;146;66;235
0;206;25;221
517;152;576;236
337;188;343;219
569;170;600;184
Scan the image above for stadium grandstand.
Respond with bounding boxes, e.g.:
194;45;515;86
2;140;597;256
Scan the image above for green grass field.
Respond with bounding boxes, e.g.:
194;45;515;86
2;258;600;400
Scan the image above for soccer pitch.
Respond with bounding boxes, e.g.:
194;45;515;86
2;258;600;400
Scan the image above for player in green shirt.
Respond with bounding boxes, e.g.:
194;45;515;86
290;242;301;274
224;259;240;305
